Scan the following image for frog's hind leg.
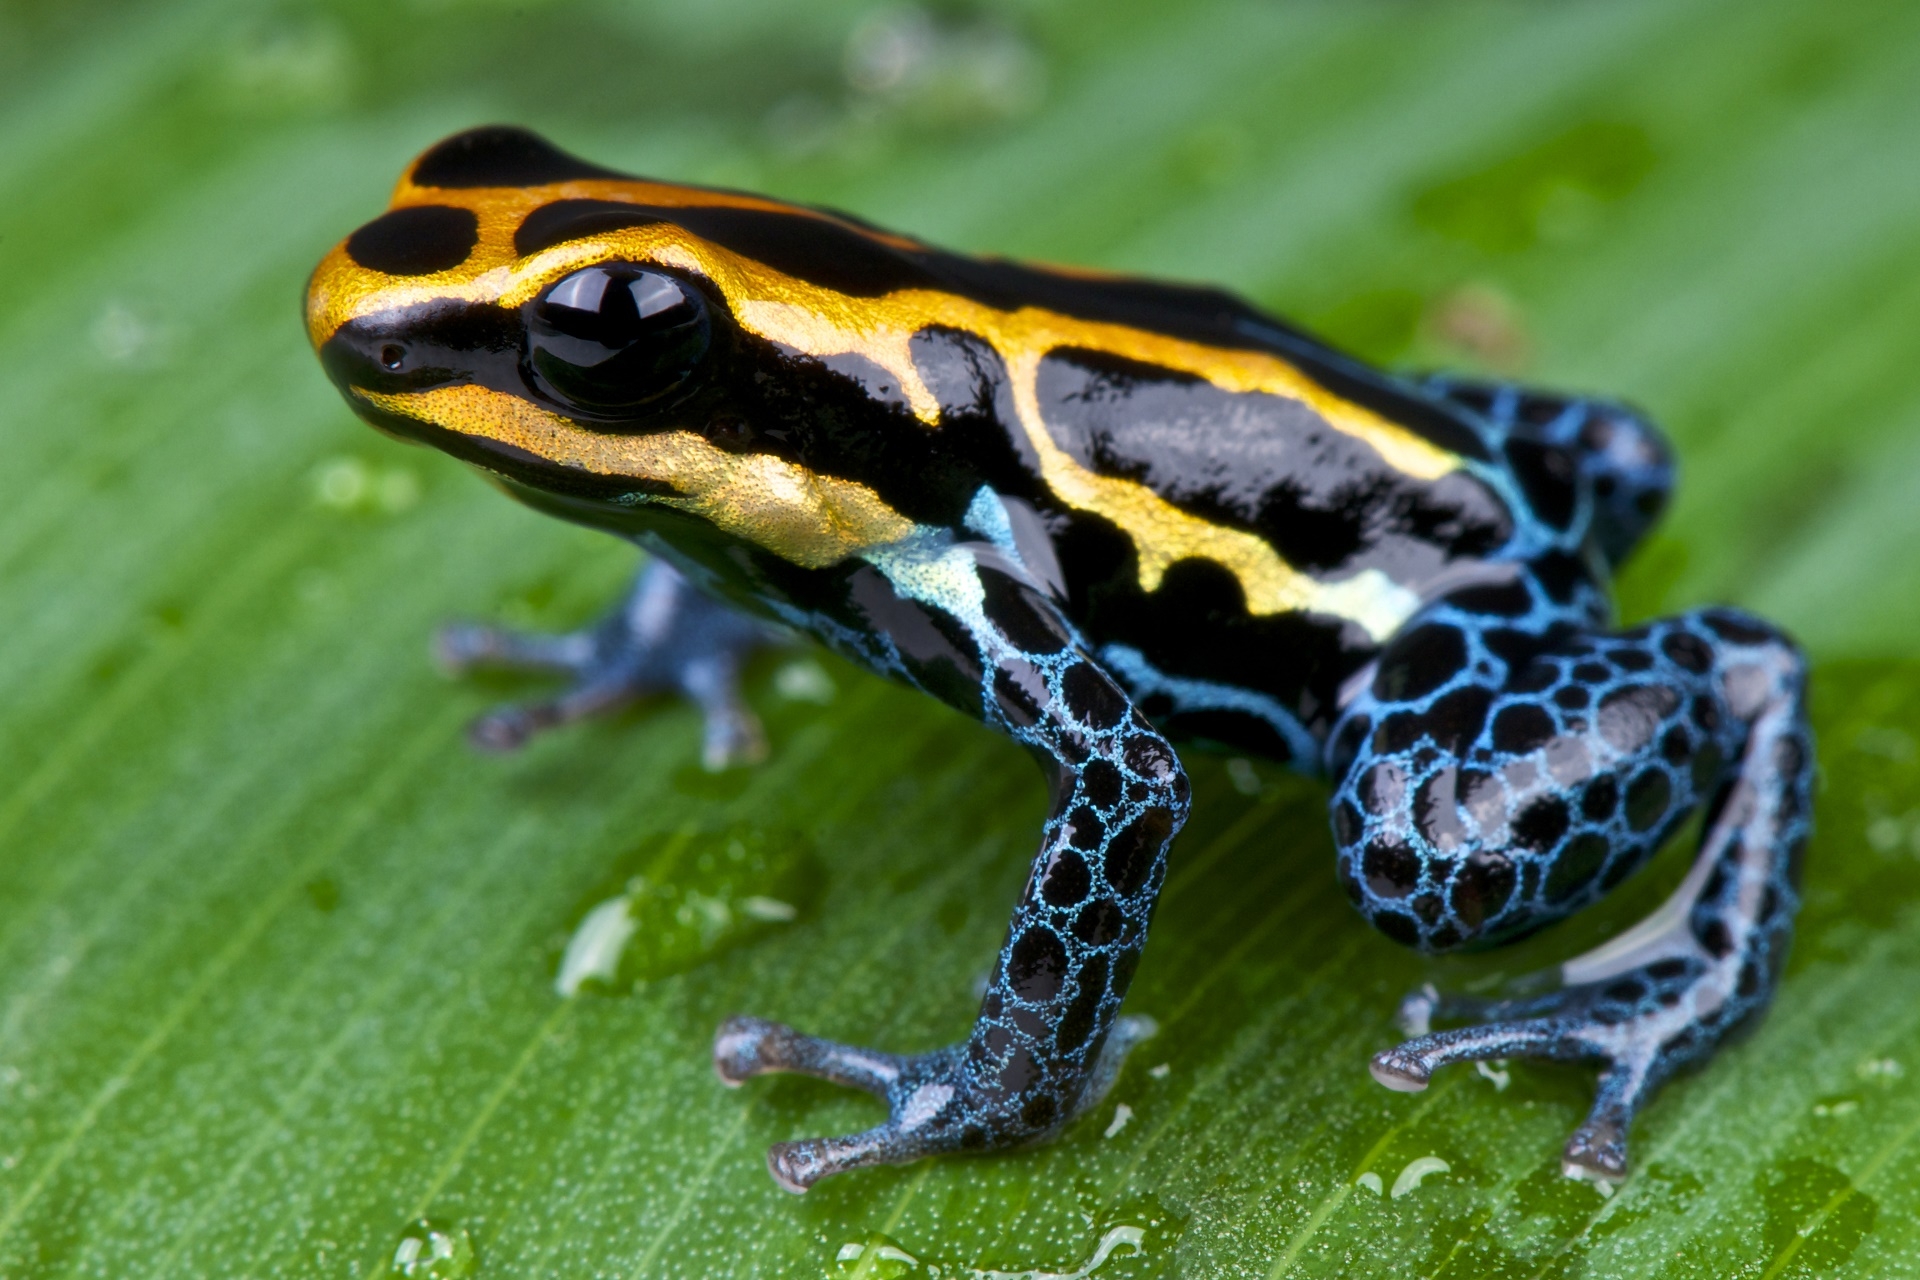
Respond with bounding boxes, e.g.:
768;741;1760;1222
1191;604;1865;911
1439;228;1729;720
1332;585;1811;1181
436;558;781;769
1422;375;1674;568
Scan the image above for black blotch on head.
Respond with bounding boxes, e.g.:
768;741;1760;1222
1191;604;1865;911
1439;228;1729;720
1375;623;1469;701
346;205;478;276
1484;628;1552;677
515;198;662;256
412;125;627;189
1414;768;1472;852
676;205;933;297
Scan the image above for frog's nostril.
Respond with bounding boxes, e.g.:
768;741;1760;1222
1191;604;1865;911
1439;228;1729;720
379;344;406;371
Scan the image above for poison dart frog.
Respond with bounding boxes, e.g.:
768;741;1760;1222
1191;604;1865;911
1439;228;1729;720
306;126;1812;1193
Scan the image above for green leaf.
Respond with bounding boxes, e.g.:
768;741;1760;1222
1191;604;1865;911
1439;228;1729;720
4;1;1920;1276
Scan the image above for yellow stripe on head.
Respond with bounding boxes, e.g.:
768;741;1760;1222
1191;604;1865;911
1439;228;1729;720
357;384;916;568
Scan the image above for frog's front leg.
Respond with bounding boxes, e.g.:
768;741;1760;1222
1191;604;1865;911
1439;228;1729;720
436;558;780;769
1330;573;1811;1180
714;543;1188;1192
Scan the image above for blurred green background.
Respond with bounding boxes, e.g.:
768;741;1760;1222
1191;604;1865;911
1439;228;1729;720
5;0;1920;1275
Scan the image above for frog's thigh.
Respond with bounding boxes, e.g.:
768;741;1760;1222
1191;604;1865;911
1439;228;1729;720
1332;583;1810;1179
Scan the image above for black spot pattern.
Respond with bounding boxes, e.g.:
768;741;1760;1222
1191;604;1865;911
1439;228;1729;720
345;205;478;276
711;546;1187;1188
1333;503;1809;1184
1328;572;1790;952
410;125;628;188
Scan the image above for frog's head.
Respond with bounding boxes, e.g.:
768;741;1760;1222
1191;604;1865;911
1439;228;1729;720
306;125;920;565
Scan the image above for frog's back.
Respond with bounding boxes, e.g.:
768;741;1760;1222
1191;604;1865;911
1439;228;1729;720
318;126;1540;755
868;251;1527;753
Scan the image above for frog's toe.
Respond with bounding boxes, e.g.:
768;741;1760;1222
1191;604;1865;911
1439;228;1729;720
1372;952;1762;1182
434;620;600;678
464;669;640;752
712;1015;964;1192
438;560;779;758
712;1013;1154;1192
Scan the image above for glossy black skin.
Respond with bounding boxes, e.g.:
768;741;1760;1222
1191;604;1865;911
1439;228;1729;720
315;127;1810;1192
324;250;1548;761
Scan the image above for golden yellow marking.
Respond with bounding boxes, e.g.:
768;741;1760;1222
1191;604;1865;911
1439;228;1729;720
308;147;1464;632
993;342;1419;634
357;385;915;568
304;174;926;350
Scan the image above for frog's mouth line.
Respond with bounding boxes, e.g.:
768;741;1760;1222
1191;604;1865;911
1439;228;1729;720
343;384;668;504
353;383;919;570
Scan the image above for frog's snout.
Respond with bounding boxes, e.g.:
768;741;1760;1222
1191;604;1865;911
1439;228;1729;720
316;317;429;399
317;305;525;407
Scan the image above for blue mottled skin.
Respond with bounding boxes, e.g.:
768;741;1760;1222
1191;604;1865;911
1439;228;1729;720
311;128;1816;1195
454;378;1810;1189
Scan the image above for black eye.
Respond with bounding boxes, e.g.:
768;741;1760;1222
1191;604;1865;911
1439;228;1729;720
525;266;710;416
379;344;406;371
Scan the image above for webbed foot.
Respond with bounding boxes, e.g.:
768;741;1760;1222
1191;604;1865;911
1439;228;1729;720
436;559;780;768
1372;942;1781;1181
713;1013;1155;1192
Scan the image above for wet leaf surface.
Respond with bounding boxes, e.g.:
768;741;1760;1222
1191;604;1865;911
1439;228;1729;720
3;0;1920;1275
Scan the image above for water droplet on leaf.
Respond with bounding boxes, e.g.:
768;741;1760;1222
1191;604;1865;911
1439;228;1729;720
387;1218;475;1278
556;824;818;995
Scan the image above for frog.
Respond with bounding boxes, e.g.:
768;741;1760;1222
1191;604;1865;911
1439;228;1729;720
306;126;1813;1194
